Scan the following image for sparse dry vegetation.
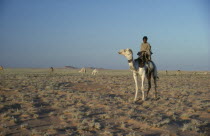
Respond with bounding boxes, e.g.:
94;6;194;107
0;68;209;136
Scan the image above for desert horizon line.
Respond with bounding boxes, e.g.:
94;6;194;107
1;66;210;72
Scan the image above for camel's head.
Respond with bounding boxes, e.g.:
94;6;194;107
118;48;133;60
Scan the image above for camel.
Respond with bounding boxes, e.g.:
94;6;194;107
92;69;98;75
176;70;182;75
79;67;86;74
50;67;54;73
118;48;158;101
193;72;208;75
165;70;168;75
204;72;208;75
0;66;3;71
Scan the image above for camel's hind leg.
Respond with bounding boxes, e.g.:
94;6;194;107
153;74;157;99
146;73;152;99
152;64;158;99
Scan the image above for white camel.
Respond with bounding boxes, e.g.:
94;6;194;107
118;49;158;101
79;67;86;74
92;69;98;75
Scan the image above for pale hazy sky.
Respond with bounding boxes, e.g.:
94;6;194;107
0;0;209;70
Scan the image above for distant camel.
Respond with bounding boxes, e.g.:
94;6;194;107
118;49;158;101
92;69;98;75
176;70;182;75
50;67;54;73
0;66;4;71
193;72;208;75
165;70;168;75
204;72;208;75
79;67;86;74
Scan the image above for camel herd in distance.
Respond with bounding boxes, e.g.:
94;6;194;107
47;66;99;75
0;66;99;76
78;67;99;75
0;65;208;76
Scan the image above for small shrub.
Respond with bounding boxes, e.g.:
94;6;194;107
94;122;101;130
181;123;193;131
120;121;126;128
126;132;137;136
33;114;39;119
31;129;42;135
20;123;29;129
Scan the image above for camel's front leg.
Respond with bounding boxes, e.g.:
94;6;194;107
141;73;145;101
133;73;138;101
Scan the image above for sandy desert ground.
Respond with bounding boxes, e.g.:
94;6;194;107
0;68;209;136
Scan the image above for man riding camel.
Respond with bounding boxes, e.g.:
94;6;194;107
138;36;153;62
136;36;153;71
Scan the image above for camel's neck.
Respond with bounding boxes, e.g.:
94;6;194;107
128;61;136;71
127;57;136;71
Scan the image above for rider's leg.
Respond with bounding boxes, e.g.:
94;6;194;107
146;54;151;71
